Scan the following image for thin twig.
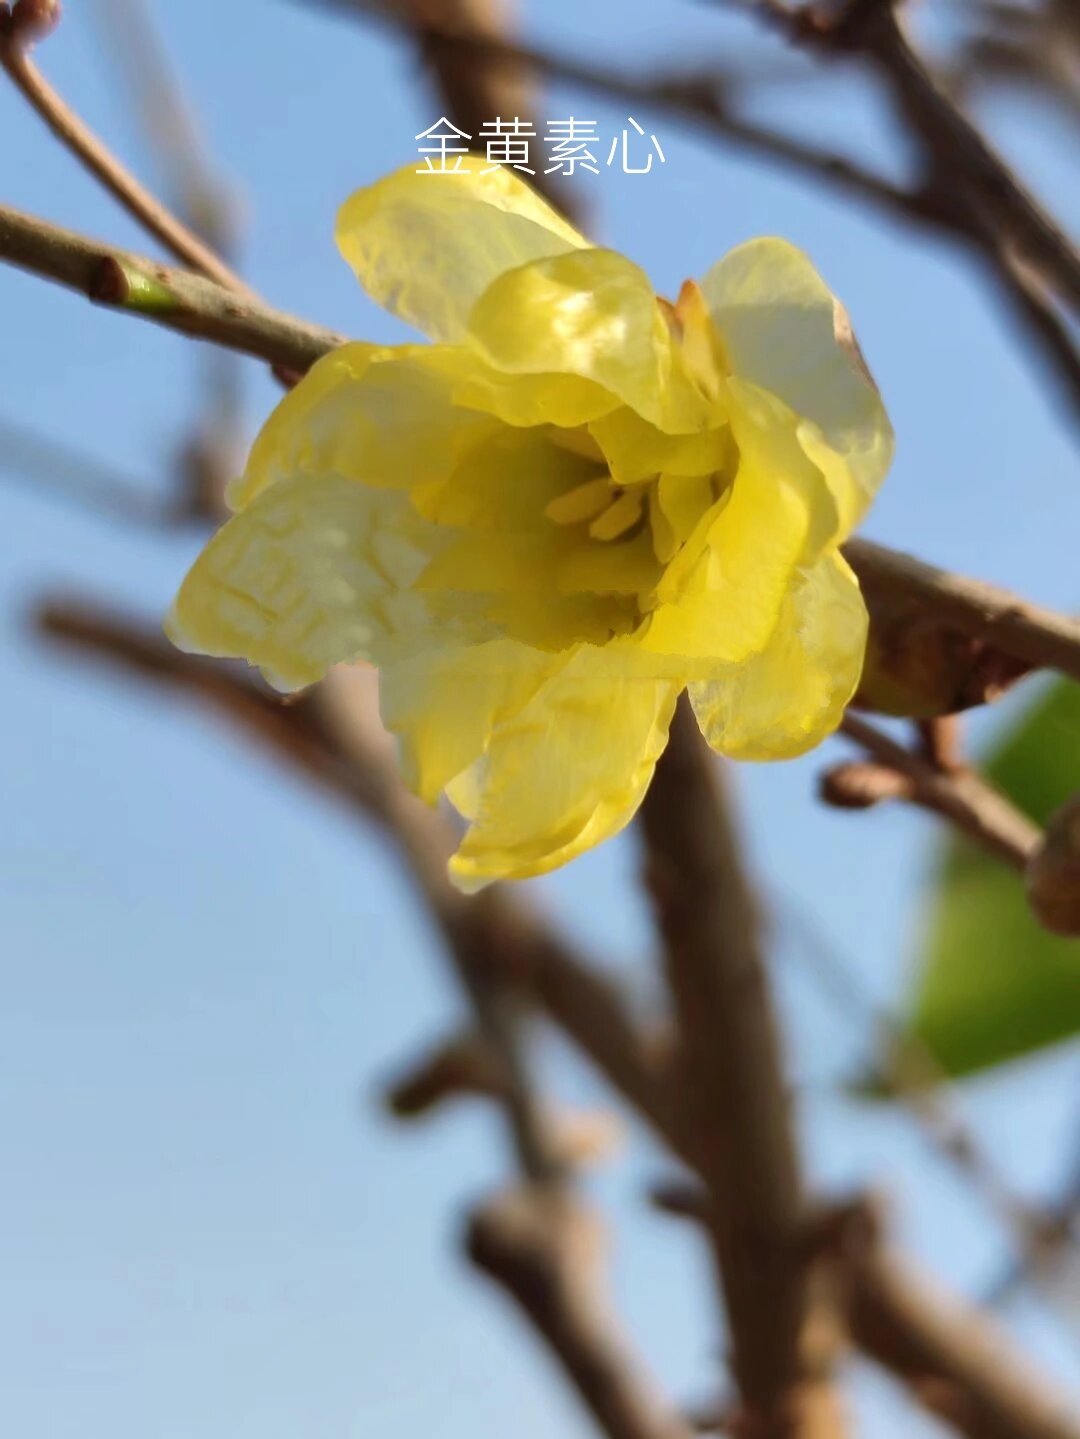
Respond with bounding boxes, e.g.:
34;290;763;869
0;204;343;370
0;17;252;296
806;0;1080;312
835;712;1042;871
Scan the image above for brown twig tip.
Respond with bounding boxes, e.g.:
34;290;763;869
4;0;61;44
1025;792;1080;937
88;255;131;305
819;761;914;810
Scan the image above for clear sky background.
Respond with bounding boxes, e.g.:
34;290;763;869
2;2;1079;1437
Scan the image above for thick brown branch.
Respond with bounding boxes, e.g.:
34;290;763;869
639;700;827;1437
847;537;1080;687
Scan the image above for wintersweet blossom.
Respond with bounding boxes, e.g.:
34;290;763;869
166;157;893;888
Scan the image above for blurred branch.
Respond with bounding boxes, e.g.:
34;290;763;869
639;700;841;1437
775;894;1072;1279
0;413;177;527
846;1237;1080;1439
301;0;1080;419
299;0;916;214
92;0;248;519
656;1186;1080;1439
777;0;1080;310
0;5;252;295
466;1188;695;1439
36;595;1080;1439
93;0;240;258
36;592;689;1439
828;712;1042;872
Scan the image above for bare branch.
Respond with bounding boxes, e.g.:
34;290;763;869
848;537;1080;688
833;712;1041;872
466;1189;696;1439
639;700;836;1437
37;596;1080;1439
0;14;252;295
0;205;343;371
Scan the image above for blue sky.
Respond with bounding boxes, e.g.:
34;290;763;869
1;2;1079;1436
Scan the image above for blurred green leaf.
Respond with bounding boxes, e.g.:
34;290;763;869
905;679;1080;1078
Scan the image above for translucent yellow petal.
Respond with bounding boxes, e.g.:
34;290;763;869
232;342;499;510
655;472;716;544
378;639;558;805
689;551;868;759
588;405;733;485
638;385;834;666
166;473;456;692
336;157;587;342
446;646;681;888
701;238;893;536
467;249;710;433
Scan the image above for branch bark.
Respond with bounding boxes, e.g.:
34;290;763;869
639;700;838;1437
834;712;1042;872
37;596;1080;1439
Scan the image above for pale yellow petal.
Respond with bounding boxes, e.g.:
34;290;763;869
589;405;734;485
446;646;680;888
689;551;867;759
701;238;893;535
467;248;710;433
336;157;587;342
166;473;455;692
231;342;499;510
637;379;837;666
378;639;558;805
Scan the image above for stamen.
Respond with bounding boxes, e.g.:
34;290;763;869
545;476;615;526
588;488;645;542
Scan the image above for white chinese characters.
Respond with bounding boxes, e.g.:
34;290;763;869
415;116;666;175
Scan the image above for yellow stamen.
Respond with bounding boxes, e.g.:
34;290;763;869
546;476;615;527
588;489;644;542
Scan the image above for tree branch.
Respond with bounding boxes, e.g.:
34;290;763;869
36;596;1080;1439
639;700;837;1437
0;205;343;371
0;12;252;295
832;712;1042;872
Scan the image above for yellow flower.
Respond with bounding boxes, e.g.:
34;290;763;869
167;157;893;889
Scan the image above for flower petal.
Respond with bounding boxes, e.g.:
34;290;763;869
467;248;711;432
701;238;893;535
336;157;587;343
231;342;500;510
446;646;680;888
689;551;867;759
638;378;838;667
166;473;461;692
379;639;559;805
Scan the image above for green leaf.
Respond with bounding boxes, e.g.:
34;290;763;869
905;679;1080;1078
